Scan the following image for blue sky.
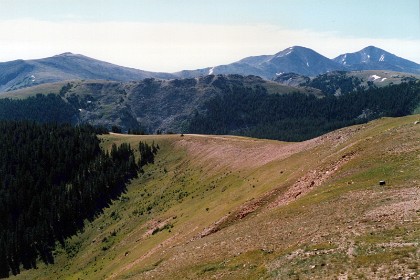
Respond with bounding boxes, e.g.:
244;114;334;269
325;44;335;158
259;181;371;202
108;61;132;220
0;0;419;71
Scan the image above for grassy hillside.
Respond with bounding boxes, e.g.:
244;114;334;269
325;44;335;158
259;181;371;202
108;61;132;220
0;82;66;99
10;114;419;279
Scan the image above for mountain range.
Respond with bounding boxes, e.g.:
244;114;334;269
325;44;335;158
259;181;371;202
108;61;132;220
177;46;341;79
0;46;419;92
180;46;420;79
0;52;173;92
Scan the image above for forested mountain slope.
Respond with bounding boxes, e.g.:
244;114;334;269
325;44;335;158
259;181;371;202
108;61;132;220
188;80;420;141
0;75;317;134
0;76;419;142
0;122;158;278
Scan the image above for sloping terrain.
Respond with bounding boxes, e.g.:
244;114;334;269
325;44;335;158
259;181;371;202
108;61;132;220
1;75;315;133
0;53;174;92
11;114;420;279
176;46;420;79
275;70;420;96
0;75;418;143
175;46;343;79
1;46;419;93
334;46;420;74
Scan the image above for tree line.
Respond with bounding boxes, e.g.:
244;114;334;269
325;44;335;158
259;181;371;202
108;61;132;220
0;121;157;278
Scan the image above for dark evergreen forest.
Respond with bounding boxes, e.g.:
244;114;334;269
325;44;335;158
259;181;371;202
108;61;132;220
0;94;77;124
188;81;420;141
299;71;365;95
0;122;157;278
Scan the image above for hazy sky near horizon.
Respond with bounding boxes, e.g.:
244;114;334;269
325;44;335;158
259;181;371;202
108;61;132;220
0;0;419;72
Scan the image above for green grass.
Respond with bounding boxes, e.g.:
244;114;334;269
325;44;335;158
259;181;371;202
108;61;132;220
354;246;416;266
10;115;420;280
0;81;67;99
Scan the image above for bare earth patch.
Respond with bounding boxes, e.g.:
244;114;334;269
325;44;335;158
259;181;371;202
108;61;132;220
363;187;420;223
176;134;320;171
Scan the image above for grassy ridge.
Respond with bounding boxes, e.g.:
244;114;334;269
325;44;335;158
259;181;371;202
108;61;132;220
10;115;420;279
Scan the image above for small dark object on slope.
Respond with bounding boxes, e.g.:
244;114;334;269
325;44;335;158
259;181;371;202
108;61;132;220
379;181;386;186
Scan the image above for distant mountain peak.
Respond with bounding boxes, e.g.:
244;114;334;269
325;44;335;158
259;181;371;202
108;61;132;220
358;46;389;63
273;46;316;57
55;52;76;56
333;46;420;73
0;52;175;92
362;45;382;51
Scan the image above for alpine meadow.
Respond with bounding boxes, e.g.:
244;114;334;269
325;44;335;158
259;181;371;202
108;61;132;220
0;1;419;279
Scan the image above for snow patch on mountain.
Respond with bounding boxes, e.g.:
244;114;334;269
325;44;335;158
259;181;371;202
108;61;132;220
341;54;347;65
277;48;293;58
370;75;381;81
362;54;371;63
379;54;385;62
